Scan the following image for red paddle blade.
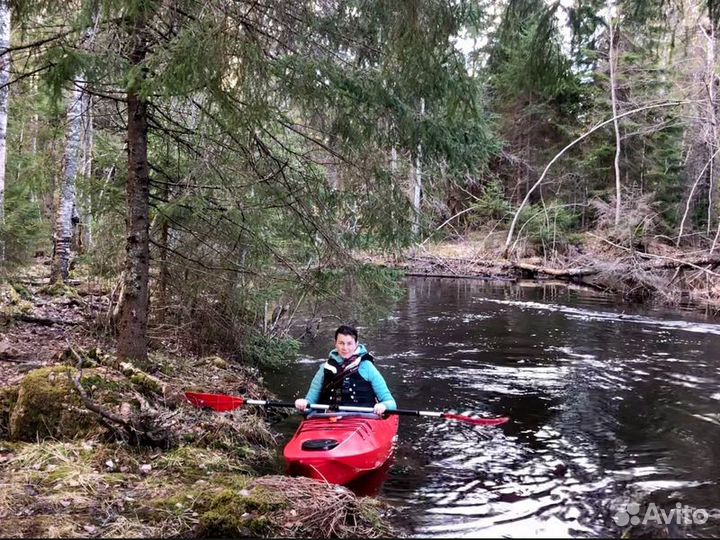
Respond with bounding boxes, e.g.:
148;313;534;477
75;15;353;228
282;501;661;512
444;413;509;427
185;392;244;412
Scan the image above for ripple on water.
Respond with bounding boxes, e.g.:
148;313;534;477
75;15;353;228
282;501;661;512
478;298;720;336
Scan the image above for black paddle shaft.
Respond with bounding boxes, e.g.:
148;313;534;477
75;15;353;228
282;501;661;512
259;400;432;417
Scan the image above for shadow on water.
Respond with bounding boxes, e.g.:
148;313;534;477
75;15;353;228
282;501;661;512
265;277;720;538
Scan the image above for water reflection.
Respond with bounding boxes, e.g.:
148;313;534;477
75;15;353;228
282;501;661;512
265;277;720;538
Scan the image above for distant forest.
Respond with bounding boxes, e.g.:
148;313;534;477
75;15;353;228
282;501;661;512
1;0;719;363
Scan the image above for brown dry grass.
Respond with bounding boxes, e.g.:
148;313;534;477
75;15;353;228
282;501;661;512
242;475;393;538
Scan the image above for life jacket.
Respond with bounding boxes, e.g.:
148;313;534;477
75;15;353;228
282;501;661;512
318;353;377;408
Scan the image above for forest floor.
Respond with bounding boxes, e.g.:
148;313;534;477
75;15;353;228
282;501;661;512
0;258;394;539
366;229;720;313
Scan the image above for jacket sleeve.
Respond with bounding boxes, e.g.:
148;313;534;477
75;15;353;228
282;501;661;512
304;365;325;404
361;362;397;410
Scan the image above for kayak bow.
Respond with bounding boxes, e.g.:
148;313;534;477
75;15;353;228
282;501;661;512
283;413;399;486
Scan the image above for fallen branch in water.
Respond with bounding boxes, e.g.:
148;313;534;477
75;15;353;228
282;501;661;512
512;262;599;277
404;271;513;281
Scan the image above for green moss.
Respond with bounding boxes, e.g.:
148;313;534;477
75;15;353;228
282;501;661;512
240;486;286;513
79;374;121;394
213;475;251;491
0;283;33;318
196;487;288;538
157;445;250;478
9;282;31;300
37;281;81;299
197;509;249;538
153;488;216;516
8;366;96;441
357;498;392;534
0;386;19;439
130;372;161;396
248;515;272;535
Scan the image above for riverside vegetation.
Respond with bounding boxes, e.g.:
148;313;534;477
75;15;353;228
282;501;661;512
2;1;720;537
0;263;394;538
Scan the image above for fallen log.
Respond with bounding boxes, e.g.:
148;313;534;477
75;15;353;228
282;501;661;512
513;262;599;278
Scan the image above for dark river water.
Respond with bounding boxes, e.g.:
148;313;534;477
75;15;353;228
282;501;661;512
265;277;720;538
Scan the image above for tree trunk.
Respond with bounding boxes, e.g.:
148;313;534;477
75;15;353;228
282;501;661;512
50;80;85;282
81;89;93;250
607;4;623;227
0;2;10;263
411;98;424;236
117;12;151;364
703;23;719;234
157;172;169;321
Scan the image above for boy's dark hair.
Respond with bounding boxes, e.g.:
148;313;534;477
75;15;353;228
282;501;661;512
335;324;358;341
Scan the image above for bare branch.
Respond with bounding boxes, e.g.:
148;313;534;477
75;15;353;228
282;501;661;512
504;100;702;253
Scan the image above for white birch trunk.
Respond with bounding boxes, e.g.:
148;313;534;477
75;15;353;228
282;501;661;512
0;3;11;263
389;146;398;228
82;90;93;249
703;24;718;234
607;4;623;227
50;80;85;282
411;98;424;236
31;111;38;155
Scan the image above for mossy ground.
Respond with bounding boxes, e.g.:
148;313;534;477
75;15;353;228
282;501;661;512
37;281;82;300
8;366;98;441
0;439;258;538
0;439;392;538
0;352;393;538
0;260;395;538
0;282;34;320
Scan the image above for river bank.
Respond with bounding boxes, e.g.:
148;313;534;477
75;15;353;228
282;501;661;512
366;230;720;313
0;262;394;538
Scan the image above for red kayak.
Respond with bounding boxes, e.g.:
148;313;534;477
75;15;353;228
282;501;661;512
283;413;399;486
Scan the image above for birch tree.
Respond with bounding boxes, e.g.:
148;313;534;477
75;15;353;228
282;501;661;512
700;22;719;234
411;99;424;236
607;2;623;227
79;90;93;251
49;79;85;283
0;2;9;264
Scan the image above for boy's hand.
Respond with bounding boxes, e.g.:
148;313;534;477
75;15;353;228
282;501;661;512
373;403;387;416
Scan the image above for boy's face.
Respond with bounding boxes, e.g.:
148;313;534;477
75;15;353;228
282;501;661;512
335;333;357;359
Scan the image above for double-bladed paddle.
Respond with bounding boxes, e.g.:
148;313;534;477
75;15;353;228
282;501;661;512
184;391;509;427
